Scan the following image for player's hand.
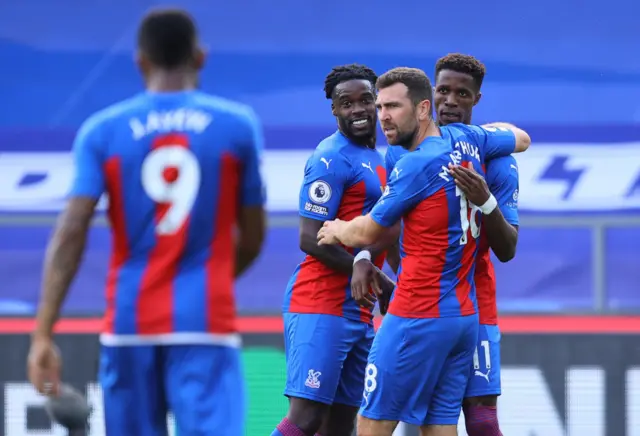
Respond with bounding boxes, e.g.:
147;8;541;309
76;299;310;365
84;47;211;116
351;258;378;309
28;335;62;396
317;219;342;245
373;269;396;315
448;162;491;207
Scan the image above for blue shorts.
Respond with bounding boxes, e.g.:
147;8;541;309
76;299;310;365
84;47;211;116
465;324;502;398
100;344;245;436
283;313;375;407
359;313;479;426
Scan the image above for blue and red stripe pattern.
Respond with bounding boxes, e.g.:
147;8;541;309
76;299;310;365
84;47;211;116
69;90;265;345
283;132;386;324
375;124;517;318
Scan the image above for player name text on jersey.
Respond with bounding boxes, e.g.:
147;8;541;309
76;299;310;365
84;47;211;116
129;109;213;140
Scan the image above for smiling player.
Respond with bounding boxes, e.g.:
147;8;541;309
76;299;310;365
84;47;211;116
272;64;396;436
318;67;530;436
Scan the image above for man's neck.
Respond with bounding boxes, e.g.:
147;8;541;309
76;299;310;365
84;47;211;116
437;115;472;128
146;70;198;93
339;128;376;149
408;119;441;151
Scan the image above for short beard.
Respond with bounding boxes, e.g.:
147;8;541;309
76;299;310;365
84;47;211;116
397;126;418;150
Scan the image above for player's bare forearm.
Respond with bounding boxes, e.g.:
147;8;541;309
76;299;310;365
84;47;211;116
300;217;392;275
235;206;266;277
300;228;355;275
35;198;96;339
367;223;401;274
483;208;519;262
482;122;531;152
335;215;385;248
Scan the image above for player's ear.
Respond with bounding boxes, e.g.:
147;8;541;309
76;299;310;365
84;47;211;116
417;99;431;121
474;91;482;106
331;101;337;117
135;50;150;76
193;45;206;71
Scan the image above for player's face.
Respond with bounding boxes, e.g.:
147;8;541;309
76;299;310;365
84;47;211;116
376;83;420;148
332;80;377;141
434;70;481;125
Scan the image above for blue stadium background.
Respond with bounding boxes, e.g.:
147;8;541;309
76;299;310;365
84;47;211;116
1;0;639;315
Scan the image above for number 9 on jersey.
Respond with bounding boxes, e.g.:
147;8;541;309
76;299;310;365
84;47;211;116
141;146;201;235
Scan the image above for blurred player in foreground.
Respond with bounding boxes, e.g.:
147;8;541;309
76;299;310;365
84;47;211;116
27;8;266;436
318;67;530;436
272;64;396;436
382;54;520;435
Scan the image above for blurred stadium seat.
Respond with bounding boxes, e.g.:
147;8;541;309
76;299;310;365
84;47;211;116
1;1;639;435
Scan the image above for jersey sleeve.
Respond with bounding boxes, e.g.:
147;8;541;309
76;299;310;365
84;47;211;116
370;155;437;227
487;156;520;226
467;125;516;160
69;115;106;199
384;147;397;183
237;108;266;207
299;150;351;221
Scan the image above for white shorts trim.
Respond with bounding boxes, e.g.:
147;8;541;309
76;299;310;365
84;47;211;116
99;332;242;347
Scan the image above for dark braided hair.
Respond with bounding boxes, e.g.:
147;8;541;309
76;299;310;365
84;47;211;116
323;64;378;99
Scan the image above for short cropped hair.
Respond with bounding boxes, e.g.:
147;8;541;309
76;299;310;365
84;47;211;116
323;64;378;99
376;67;433;106
435;53;486;89
137;8;198;69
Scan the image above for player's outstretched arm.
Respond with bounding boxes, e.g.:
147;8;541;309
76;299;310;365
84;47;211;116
318;214;388;248
300;216;358;275
482;122;531;153
321;154;426;249
300;217;396;273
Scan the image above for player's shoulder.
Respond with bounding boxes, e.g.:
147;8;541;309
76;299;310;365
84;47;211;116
311;132;353;162
389;138;449;182
184;93;260;140
191;92;257;122
384;144;408;162
486;154;519;184
441;123;485;142
76;94;149;139
411;137;451;165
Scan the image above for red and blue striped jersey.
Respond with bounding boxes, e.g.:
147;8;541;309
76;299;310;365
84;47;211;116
283;131;386;324
375;123;515;318
69;90;265;346
386;138;521;324
474;155;520;325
